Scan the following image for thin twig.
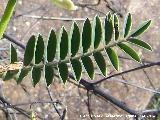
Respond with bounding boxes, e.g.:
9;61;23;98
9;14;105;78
14;6;45;18
142;61;156;89
94;62;160;84
12;100;59;107
106;78;160;94
87;91;95;120
142;108;160;115
3;33;25;49
46;87;63;119
22;15;105;21
0;96;31;119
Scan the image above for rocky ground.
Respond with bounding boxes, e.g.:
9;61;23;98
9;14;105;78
0;0;160;120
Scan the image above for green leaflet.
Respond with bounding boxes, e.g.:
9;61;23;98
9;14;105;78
16;69;29;84
60;27;68;60
45;30;55;86
47;29;57;62
82;18;92;53
35;34;44;64
3;70;18;81
0;0;16;39
70;22;80;57
118;43;141;62
71;59;82;81
127;38;152;51
58;63;68;84
23;35;36;66
10;44;17;63
81;56;94;80
3;44;18;81
105;47;119;71
130;20;151;37
31;67;41;87
114;14;119;41
105;12;113;45
124;13;132;38
93;52;107;76
45;65;54;86
93;16;102;49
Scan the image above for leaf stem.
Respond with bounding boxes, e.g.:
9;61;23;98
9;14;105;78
0;39;126;75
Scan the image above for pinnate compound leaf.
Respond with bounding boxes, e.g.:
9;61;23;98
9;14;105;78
105;48;119;71
23;35;36;66
3;13;152;85
47;29;57;62
93;52;107;76
128;38;152;51
70;22;80;57
71;59;82;81
45;65;54;86
130;20;151;37
118;43;141;62
113;14;120;40
32;67;41;87
82;18;92;53
0;0;16;39
93;16;103;49
58;63;68;84
60;27;68;60
35;34;44;64
124;13;132;38
82;56;94;80
10;44;17;63
16;69;29;84
105;12;113;45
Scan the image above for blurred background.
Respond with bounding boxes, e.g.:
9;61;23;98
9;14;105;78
0;0;160;120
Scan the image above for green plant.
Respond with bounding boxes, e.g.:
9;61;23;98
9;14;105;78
0;12;152;87
147;94;160;120
50;0;78;10
0;0;16;39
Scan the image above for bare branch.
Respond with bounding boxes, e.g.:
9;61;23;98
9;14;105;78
94;62;160;84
